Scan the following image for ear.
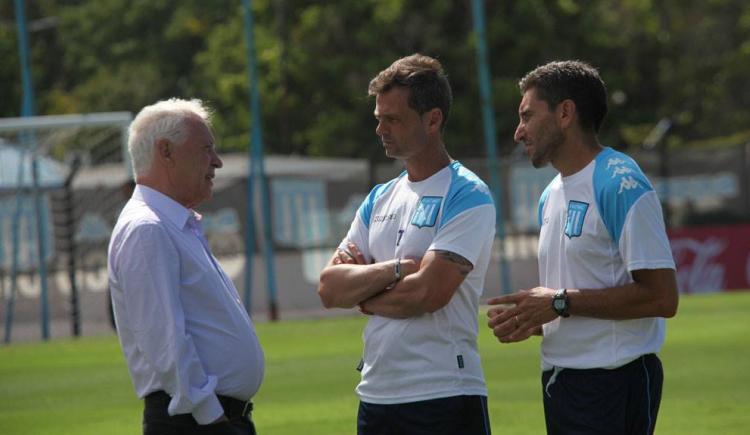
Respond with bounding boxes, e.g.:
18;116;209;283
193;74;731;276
156;139;173;164
557;99;576;130
423;108;443;134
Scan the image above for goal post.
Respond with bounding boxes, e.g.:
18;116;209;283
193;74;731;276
0;111;132;342
0;112;133;173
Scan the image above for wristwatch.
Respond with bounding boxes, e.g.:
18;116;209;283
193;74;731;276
384;258;401;290
552;288;570;318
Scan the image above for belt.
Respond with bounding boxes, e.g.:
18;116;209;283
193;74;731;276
145;390;253;420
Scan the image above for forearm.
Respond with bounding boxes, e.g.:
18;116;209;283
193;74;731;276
361;282;425;319
362;250;470;319
488;269;677;344
362;273;441;318
569;281;677;320
318;260;398;309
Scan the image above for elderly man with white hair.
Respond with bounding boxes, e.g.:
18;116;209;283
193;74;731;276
108;98;263;435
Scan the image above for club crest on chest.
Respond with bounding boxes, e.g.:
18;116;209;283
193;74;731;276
564;200;589;238
411;196;443;229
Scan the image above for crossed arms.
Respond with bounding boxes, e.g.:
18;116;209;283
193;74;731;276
317;243;472;319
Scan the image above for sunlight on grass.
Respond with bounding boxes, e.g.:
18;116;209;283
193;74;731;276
1;292;748;434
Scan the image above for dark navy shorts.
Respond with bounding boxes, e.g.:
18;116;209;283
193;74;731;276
541;353;663;435
357;395;491;435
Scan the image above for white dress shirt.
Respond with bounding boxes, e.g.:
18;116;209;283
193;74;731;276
108;185;264;424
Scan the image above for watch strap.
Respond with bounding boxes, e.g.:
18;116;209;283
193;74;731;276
385;258;401;290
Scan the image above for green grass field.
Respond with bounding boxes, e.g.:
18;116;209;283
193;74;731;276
1;291;749;434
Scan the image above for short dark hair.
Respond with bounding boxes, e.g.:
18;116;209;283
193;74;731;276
368;53;452;131
519;60;608;133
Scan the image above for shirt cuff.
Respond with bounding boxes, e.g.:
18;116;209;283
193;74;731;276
191;395;224;425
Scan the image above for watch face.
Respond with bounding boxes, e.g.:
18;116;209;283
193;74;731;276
554;299;565;310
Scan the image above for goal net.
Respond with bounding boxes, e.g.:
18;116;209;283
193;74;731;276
0;112;132;341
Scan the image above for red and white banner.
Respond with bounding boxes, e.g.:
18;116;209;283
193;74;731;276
668;224;750;293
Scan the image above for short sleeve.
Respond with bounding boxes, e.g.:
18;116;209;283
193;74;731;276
430;204;496;266
338;179;400;263
620;191;676;272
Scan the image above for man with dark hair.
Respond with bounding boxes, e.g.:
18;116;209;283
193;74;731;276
367;54;453;132
487;60;678;434
319;53;495;434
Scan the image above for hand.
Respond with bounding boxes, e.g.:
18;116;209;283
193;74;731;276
209;414;229;424
487;302;513;319
333;242;366;265
486;287;558;343
358;302;374;315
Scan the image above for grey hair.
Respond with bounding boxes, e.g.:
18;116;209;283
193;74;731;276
127;98;212;177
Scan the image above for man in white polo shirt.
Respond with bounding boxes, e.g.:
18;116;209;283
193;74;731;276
318;54;496;434
487;61;678;435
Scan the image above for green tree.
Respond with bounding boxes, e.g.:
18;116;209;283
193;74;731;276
3;0;749;159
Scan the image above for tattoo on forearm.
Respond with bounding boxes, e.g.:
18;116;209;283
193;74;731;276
435;250;473;276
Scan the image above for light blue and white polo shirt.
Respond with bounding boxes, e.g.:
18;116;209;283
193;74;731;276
537;147;675;370
340;161;496;404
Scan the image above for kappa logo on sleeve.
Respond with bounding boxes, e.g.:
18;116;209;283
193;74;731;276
564;200;589;238
611;166;634;178
606;157;627;170
618;175;643;194
411;196;442;228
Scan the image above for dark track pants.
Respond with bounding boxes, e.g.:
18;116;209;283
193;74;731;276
357;394;491;435
542;354;663;435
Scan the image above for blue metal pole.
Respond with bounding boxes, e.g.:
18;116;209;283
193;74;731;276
243;162;257;316
4;157;26;344
471;0;512;294
15;0;35;119
31;171;51;339
14;0;51;339
243;0;279;320
242;0;257;315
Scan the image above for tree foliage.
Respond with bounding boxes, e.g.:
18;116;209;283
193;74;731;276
2;0;749;158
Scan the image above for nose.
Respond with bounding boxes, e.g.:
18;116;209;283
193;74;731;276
211;150;223;168
513;123;525;144
375;120;386;137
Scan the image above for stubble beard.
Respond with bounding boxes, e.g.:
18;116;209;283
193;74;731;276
530;127;564;169
382;138;408;161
